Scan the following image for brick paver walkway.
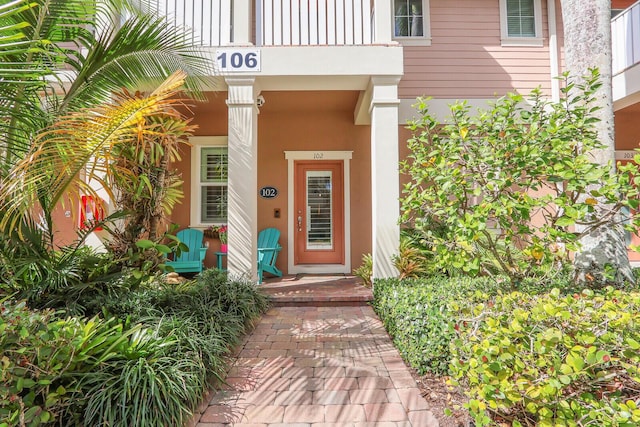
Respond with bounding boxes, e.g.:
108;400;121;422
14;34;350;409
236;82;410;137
193;305;438;426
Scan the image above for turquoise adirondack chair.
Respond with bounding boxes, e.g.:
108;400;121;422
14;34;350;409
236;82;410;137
166;228;208;274
257;228;283;284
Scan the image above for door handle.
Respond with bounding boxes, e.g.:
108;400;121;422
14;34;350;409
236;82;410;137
297;215;302;232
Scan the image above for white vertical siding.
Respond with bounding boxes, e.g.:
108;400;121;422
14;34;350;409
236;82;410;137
612;1;640;75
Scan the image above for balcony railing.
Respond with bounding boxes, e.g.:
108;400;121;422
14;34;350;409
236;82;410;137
612;1;640;75
152;0;376;46
153;0;233;46
256;0;374;45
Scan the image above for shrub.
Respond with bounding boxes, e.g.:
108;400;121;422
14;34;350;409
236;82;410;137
372;276;505;374
393;237;430;279
81;273;268;426
0;300;141;426
1;271;269;426
81;325;207;427
450;288;640;426
400;70;640;285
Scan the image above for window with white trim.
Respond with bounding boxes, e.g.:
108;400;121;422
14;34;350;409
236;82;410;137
499;0;543;46
393;0;431;45
190;136;227;226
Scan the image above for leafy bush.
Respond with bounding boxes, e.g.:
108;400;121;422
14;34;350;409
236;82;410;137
1;271;269;426
372;276;505;374
0;300;141;426
450;288;640;426
400;70;640;285
81;325;207;427
83;272;267;426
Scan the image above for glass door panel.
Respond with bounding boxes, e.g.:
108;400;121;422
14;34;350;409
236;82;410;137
306;171;333;250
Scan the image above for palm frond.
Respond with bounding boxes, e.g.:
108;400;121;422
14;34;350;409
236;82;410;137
0;71;188;235
61;14;212;111
0;0;96;167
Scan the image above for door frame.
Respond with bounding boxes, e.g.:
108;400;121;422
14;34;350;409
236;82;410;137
285;151;352;274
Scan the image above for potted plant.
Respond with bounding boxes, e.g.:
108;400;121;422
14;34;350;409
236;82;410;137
218;225;228;253
205;224;228;252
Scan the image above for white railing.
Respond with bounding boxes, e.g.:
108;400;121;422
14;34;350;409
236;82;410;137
612;1;640;74
256;0;374;46
150;0;232;46
148;0;377;47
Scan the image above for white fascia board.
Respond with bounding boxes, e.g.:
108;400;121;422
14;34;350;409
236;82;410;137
260;46;403;76
398;97;544;125
257;75;371;91
613;63;640;110
398;98;496;124
202;46;402;91
204;45;403;79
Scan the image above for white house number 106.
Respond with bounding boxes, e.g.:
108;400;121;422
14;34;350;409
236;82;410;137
215;49;261;72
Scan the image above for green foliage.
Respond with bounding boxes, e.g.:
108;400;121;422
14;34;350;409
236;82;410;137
372;277;505;374
393;233;431;279
401;70;639;284
0;229;132;312
353;253;373;287
450;288;640;426
106;110;195;258
82;273;268;426
0;299;141;426
1;272;268;426
80;325;205;427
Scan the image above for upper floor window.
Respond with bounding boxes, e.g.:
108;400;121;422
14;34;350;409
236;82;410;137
499;0;543;46
393;0;431;46
190;136;228;227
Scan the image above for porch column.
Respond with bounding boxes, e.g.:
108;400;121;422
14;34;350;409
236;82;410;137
232;0;252;45
370;76;401;279
226;77;259;280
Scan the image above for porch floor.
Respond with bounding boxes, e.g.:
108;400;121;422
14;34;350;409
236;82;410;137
259;274;373;306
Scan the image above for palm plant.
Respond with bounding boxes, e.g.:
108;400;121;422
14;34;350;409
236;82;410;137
0;69;190;235
0;0;211;243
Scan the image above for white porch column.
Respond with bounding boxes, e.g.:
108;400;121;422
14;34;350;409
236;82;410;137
232;0;253;45
370;76;401;279
373;0;394;43
226;77;259;280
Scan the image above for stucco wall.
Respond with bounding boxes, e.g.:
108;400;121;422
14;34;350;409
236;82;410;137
171;90;373;274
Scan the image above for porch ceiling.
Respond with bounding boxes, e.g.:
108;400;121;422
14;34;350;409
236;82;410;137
253;90;360;113
189;90;360;113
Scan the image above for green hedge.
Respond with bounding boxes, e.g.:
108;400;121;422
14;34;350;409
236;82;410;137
450;288;640;426
1;270;269;427
372;276;504;374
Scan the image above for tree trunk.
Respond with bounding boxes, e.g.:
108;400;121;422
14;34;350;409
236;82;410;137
561;0;634;285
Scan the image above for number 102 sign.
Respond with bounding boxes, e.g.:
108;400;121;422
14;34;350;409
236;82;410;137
215;48;261;72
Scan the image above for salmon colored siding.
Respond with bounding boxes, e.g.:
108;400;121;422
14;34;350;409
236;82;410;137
400;0;556;99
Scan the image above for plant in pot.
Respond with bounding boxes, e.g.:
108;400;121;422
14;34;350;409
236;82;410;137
205;224;228;252
218;225;228;252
